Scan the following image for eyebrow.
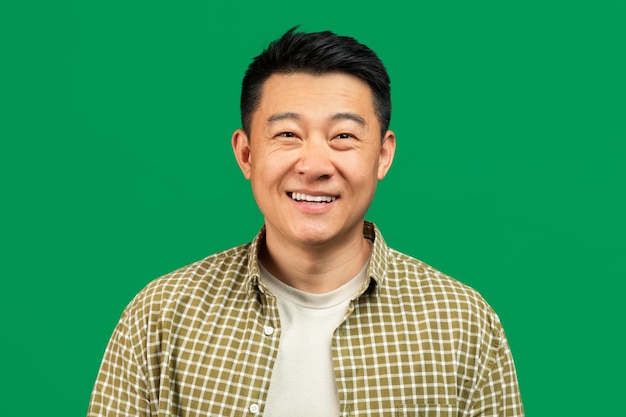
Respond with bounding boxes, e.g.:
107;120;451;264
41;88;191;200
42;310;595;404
267;112;300;124
267;112;366;126
332;112;366;126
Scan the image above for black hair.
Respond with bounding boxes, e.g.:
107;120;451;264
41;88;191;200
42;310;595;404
240;26;391;138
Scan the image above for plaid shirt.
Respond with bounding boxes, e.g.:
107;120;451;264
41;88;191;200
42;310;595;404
88;221;523;416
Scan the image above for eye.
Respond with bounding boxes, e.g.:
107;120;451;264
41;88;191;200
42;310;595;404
276;131;297;138
334;133;356;139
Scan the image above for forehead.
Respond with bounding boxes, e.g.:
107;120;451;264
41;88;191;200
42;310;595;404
254;72;377;123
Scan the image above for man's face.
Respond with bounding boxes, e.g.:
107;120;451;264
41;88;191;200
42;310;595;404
232;72;395;250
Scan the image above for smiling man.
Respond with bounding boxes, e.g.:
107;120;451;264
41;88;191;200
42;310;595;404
88;28;524;416
232;71;395;294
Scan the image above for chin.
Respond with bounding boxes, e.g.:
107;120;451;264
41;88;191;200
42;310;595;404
288;224;338;246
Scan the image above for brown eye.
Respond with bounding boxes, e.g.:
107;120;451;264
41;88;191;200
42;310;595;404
335;133;354;139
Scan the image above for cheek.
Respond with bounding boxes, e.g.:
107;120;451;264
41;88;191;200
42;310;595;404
340;155;380;182
249;157;291;192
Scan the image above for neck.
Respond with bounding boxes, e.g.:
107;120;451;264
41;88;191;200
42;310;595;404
260;226;371;294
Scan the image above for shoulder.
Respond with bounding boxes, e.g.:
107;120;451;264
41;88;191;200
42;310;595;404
383;247;503;333
386;248;480;298
368;222;498;326
120;242;253;322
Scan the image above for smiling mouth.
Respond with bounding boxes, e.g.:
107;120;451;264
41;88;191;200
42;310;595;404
288;192;337;203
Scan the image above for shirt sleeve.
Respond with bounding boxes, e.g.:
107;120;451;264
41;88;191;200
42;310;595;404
468;325;524;417
87;311;152;417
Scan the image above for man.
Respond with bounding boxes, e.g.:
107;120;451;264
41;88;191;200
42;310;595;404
88;27;524;416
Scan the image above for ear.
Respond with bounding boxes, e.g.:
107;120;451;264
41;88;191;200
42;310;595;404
377;130;396;180
232;129;252;180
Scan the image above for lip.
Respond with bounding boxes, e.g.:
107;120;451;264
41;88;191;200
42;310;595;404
286;190;339;214
287;190;339;199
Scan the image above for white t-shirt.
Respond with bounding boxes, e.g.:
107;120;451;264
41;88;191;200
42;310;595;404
259;262;368;417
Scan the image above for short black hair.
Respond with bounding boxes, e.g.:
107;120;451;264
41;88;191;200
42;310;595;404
240;26;391;138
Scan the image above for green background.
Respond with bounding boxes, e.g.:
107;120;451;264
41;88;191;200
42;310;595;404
2;0;624;415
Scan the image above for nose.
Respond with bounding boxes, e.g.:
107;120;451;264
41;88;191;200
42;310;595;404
295;138;335;180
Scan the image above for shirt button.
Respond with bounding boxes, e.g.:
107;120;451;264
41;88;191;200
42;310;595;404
249;404;260;414
263;326;274;336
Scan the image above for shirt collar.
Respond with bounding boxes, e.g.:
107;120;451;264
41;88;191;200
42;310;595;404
363;220;388;290
245;221;388;295
246;225;265;293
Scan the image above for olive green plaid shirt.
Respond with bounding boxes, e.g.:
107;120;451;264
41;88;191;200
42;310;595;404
88;222;523;416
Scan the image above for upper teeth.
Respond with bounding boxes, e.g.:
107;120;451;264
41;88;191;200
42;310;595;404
291;192;337;203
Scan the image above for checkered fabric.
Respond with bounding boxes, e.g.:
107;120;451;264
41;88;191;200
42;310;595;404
88;221;523;416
